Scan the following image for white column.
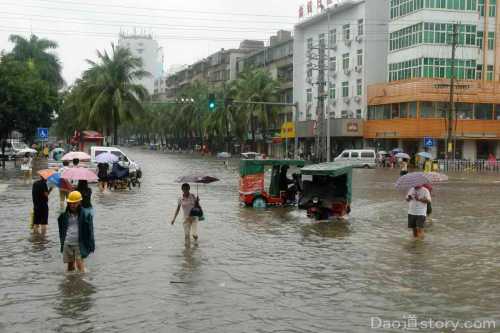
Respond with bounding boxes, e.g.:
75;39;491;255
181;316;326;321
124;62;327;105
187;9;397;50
463;140;476;160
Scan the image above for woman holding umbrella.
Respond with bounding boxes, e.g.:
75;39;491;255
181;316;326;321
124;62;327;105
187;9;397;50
171;183;201;243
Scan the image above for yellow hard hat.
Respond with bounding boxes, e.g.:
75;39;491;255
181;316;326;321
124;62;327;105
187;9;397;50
67;191;82;203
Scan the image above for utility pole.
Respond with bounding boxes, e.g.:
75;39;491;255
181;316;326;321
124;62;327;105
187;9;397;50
326;11;332;162
446;22;459;160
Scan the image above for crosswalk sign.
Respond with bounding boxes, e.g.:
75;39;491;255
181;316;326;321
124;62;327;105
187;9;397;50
424;137;434;147
37;128;49;140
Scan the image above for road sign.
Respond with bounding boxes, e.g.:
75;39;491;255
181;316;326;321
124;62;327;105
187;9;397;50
424;137;434;147
37;128;49;141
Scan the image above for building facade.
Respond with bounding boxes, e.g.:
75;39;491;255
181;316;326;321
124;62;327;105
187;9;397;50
366;0;500;160
294;0;389;159
118;33;164;95
237;31;294;158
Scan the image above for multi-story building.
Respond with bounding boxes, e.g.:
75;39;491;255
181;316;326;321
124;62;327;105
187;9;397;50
366;0;500;160
294;0;389;159
118;33;164;95
237;30;294;157
153;40;264;100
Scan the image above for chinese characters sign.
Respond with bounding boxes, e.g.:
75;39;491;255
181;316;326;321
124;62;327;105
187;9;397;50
299;0;339;19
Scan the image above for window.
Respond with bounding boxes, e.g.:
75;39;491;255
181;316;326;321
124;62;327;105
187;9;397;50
351;152;359;158
307;62;312;78
342;53;350;69
420;101;435;118
475;104;493;119
343;24;350;42
488;32;495;50
409;102;417;118
361;151;374;158
330;56;337;72
319;33;326;49
456;103;473;119
329;83;336;99
477;31;484;48
358;19;364;36
490;0;497;16
357;49;363;66
307;38;313;52
342;151;349;157
487;65;494;80
476;64;483;79
356;109;362;119
341;110;349;118
342;81;349;97
329;29;337;47
400;102;409;118
356;79;362;96
306;88;312;103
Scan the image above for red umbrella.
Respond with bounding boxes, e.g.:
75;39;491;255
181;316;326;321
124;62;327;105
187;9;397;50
395;172;430;190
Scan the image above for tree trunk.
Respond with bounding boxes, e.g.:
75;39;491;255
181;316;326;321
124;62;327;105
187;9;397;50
251;107;256;151
113;111;118;145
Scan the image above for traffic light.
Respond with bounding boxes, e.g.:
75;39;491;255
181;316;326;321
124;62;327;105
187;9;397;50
208;93;216;111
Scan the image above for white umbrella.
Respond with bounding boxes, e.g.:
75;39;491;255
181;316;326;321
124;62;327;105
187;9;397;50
395;153;410;159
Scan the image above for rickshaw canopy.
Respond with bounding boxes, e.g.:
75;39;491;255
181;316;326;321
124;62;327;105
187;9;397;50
239;159;306;177
300;162;353;203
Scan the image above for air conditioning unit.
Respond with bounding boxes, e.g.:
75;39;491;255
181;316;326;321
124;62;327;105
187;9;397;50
344;68;351;75
343;97;351;104
355;35;363;42
345;39;352;46
355;65;363;73
354;96;362;103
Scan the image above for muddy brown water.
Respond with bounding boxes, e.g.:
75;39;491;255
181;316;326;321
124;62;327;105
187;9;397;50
1;149;499;332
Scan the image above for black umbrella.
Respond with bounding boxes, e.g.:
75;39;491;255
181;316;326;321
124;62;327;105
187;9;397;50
175;175;220;195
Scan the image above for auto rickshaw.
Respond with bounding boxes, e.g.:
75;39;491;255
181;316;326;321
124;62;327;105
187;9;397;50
298;163;353;220
239;159;306;208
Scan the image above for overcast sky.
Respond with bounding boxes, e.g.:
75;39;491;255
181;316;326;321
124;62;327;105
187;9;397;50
0;0;311;85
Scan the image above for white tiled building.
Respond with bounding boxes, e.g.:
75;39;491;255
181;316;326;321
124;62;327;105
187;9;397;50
118;33;164;95
294;0;389;122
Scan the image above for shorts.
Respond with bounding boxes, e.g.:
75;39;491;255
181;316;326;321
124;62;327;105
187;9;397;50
408;214;426;229
63;244;81;263
400;170;408;176
33;204;49;225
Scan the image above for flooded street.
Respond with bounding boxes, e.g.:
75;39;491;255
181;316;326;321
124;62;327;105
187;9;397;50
1;148;500;333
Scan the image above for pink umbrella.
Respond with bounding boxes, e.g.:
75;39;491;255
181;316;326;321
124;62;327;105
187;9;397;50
395;172;430;190
62;151;91;161
61;167;98;182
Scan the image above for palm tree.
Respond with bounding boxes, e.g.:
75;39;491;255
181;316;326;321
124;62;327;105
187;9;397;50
9;34;63;89
232;69;281;150
81;44;149;144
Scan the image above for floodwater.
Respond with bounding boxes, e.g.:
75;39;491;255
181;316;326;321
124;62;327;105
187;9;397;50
1;149;500;333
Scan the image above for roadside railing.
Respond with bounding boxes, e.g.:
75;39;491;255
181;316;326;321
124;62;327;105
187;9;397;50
437;159;500;172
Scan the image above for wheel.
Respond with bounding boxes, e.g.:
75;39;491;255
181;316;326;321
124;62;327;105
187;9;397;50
252;197;267;208
363;164;370;169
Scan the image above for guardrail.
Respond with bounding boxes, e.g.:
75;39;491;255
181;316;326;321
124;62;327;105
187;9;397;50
437;159;500;172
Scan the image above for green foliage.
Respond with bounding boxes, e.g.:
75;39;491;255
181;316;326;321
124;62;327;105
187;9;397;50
0;54;54;142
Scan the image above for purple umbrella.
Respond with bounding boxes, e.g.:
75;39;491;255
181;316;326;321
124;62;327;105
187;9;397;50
395;172;430;190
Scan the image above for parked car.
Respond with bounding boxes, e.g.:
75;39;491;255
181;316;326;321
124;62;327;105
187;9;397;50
334;149;376;168
0;139;29;160
90;146;141;174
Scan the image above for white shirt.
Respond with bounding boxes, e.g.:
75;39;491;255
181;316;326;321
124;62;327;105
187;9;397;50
407;187;431;216
178;194;196;219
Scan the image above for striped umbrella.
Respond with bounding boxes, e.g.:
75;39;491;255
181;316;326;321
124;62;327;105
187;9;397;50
395;172;430;190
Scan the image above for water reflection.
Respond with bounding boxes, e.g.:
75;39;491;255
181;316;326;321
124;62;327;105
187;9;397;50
170;244;201;284
54;274;96;331
29;232;51;253
301;219;352;239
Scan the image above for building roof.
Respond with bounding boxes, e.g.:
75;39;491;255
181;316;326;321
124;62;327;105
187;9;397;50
295;0;365;30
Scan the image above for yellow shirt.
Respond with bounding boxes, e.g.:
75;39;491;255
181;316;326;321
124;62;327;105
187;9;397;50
424;160;432;173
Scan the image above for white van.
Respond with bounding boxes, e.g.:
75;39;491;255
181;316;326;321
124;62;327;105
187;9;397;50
334;149;376;168
90;146;141;171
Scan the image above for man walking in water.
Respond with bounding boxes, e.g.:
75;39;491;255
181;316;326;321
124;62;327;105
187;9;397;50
406;185;431;239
